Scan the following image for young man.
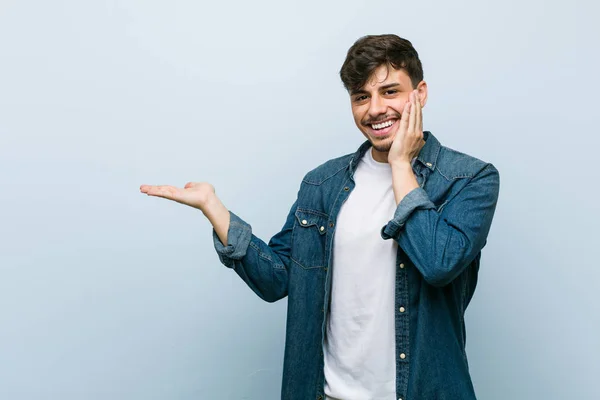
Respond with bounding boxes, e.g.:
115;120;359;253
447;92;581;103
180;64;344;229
140;34;500;400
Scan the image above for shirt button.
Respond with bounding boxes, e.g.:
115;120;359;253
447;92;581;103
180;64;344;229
344;186;349;191
399;307;405;313
400;353;406;359
399;263;405;269
320;226;325;232
426;162;432;167
329;222;334;228
301;219;308;225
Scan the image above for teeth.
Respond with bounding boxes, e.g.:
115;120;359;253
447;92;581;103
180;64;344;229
372;120;394;130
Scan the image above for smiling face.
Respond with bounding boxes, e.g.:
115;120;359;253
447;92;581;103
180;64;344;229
350;63;428;162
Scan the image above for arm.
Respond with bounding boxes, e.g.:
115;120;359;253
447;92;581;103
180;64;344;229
210;198;296;303
381;164;500;287
140;181;294;302
384;89;500;287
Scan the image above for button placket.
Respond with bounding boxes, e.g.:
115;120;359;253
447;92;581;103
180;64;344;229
397;259;409;371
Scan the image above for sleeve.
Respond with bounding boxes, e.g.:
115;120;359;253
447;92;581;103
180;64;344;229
381;164;500;287
212;199;297;302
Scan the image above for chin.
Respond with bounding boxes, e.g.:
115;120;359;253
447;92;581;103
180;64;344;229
367;132;395;153
371;143;392;153
371;141;393;153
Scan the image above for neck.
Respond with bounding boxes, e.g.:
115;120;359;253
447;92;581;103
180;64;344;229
371;147;389;163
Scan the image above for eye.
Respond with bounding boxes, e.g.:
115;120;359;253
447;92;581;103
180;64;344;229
384;89;398;95
354;95;368;102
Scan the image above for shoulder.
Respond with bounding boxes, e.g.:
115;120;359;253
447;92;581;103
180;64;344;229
436;144;499;181
301;153;354;186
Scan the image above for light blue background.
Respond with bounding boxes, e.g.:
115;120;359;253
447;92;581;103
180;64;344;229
1;1;598;399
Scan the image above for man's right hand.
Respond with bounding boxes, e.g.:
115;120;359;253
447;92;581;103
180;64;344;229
140;182;231;244
139;182;216;211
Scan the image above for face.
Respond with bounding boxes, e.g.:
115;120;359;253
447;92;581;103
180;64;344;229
350;63;428;160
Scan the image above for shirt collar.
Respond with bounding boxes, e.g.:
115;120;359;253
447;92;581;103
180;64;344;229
416;131;441;171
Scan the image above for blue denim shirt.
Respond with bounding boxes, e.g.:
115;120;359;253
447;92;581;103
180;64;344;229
213;131;500;400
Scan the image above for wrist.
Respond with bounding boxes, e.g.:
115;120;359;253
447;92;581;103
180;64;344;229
390;159;413;170
201;192;223;216
201;192;231;245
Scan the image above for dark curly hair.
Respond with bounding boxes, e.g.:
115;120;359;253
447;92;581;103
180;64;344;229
340;34;424;93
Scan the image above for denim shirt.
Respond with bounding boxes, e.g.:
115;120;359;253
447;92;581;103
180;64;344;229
213;131;500;400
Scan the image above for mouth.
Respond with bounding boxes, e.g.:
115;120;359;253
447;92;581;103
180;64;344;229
366;118;399;137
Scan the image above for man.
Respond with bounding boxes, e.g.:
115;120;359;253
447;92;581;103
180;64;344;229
140;34;500;400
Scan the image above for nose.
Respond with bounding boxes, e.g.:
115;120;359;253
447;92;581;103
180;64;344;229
368;94;387;119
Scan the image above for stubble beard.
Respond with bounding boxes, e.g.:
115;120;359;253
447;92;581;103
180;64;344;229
371;139;393;153
368;131;395;154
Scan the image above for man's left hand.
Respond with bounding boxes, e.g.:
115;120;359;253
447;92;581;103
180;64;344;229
388;90;425;166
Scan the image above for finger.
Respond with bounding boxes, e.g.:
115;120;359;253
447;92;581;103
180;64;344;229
408;91;417;135
145;185;181;201
140;184;164;195
415;91;423;134
399;101;411;134
184;182;194;189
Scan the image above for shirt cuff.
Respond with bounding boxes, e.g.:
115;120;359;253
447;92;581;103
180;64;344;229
381;187;436;239
212;211;253;267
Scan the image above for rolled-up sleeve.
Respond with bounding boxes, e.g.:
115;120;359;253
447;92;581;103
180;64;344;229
212;211;253;267
381;187;436;239
381;164;500;287
210;198;297;303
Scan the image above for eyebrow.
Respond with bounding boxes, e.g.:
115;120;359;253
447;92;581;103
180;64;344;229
351;82;402;95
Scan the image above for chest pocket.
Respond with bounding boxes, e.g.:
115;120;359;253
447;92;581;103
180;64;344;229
291;209;329;270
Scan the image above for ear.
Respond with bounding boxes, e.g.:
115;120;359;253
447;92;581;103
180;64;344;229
416;81;428;108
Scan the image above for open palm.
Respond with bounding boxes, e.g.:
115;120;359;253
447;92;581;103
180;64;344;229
139;182;215;210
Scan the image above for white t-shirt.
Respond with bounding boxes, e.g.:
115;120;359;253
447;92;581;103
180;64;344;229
323;147;398;400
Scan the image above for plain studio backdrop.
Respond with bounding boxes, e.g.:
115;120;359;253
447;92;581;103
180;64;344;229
0;0;598;399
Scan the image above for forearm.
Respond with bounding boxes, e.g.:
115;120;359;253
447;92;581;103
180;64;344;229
397;209;476;286
391;160;420;205
212;205;296;303
382;165;500;287
202;193;231;245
